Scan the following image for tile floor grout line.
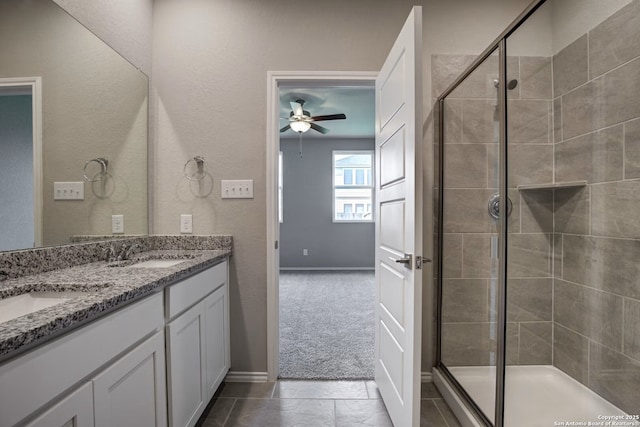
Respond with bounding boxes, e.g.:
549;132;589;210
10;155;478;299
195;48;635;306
433;399;453;427
221;398;237;427
209;380;459;425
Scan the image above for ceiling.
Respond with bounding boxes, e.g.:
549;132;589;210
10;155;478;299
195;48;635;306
279;86;375;139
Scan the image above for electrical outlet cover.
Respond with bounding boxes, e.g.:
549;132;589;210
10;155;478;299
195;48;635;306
112;215;124;234
180;214;193;234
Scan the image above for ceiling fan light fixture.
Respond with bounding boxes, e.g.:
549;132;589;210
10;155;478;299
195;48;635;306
290;120;311;133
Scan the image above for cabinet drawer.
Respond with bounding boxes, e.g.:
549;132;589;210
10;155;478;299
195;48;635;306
165;260;227;320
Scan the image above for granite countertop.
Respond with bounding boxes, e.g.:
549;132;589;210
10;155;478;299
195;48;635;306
0;249;231;363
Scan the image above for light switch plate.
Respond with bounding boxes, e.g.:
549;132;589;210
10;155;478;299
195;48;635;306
112;215;124;234
221;180;254;199
180;214;193;234
54;182;84;200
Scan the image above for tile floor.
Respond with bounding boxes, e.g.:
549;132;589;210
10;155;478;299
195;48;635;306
196;380;462;426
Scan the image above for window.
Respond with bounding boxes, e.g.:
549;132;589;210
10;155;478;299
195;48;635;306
333;151;374;222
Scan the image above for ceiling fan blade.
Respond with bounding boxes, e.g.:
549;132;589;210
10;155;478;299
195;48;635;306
310;113;346;122
310;123;329;134
290;101;303;117
279;124;291;133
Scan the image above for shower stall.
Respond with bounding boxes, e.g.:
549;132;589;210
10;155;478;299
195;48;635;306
434;0;640;426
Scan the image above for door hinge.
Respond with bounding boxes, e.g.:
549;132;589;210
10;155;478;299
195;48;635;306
275;240;279;250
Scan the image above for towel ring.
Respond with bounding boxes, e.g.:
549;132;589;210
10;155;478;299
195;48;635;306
184;156;208;181
83;158;109;182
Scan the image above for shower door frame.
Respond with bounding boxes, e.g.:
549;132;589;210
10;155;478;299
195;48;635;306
434;0;547;426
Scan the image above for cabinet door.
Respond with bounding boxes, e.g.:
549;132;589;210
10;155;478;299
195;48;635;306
25;382;94;427
93;331;167;427
166;302;206;427
204;285;229;400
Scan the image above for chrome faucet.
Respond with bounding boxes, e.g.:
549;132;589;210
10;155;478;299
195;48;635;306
120;243;140;261
103;243;140;262
103;244;118;262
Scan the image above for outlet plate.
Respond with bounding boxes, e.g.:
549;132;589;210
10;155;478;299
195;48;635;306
54;182;84;200
221;180;254;199
180;214;193;234
112;215;124;234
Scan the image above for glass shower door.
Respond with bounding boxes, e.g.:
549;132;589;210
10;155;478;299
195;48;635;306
439;50;501;425
503;0;640;425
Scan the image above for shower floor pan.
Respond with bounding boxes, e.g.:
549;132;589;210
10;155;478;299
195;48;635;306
434;365;637;427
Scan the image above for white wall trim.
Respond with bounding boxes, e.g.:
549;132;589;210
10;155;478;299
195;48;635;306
266;71;377;382
224;371;269;383
0;77;43;247
421;372;433;383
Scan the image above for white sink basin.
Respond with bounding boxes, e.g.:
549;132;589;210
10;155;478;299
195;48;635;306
130;259;187;268
0;292;86;324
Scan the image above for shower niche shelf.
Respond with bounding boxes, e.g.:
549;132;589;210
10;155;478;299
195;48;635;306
517;181;587;191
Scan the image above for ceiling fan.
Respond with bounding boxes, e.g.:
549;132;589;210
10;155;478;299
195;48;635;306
280;99;346;134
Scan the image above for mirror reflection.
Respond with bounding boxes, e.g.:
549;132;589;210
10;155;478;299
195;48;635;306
0;0;148;251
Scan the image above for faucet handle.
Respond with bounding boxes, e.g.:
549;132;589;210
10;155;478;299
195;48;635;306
103;244;118;262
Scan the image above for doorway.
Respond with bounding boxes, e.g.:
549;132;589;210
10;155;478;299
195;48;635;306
0;77;42;250
266;72;378;382
277;86;376;378
266;10;423;427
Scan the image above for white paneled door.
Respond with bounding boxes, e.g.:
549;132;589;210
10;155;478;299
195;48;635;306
374;6;423;427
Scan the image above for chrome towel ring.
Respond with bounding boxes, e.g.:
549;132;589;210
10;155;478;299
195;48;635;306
184;156;208;181
83;158;109;182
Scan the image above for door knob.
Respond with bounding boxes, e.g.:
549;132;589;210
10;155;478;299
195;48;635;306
390;253;412;268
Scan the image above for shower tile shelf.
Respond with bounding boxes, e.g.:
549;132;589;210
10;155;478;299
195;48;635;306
517;181;587;191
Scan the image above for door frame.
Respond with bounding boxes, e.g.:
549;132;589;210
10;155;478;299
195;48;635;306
266;71;377;381
0;76;43;247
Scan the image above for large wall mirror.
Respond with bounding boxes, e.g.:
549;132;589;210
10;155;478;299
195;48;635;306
0;0;148;251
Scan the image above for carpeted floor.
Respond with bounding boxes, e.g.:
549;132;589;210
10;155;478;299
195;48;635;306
279;270;375;380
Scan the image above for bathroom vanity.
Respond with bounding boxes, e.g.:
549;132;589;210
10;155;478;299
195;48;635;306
0;236;231;427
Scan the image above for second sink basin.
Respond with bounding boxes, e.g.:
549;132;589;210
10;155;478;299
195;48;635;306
0;282;113;324
131;259;187;268
107;252;201;268
0;292;87;324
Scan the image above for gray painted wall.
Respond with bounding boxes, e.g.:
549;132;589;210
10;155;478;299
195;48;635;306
56;0;532;374
0;95;33;250
280;138;374;269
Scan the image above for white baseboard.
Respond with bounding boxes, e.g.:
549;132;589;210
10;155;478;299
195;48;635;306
224;371;269;383
279;267;375;271
422;372;433;383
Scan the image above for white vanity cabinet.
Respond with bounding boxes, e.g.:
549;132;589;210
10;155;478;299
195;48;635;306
165;260;229;427
0;292;166;427
93;331;167;427
24;382;94;427
203;285;228;398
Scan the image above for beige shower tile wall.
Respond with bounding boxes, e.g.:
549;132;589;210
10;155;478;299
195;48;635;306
439;5;640;411
552;0;640;414
436;53;553;368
